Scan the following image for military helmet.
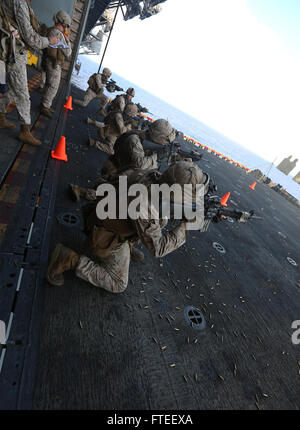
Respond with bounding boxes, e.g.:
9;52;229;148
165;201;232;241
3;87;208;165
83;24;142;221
160;161;209;199
148;119;176;145
102;67;112;78
126;87;135;96
53;11;72;27
124;103;138;117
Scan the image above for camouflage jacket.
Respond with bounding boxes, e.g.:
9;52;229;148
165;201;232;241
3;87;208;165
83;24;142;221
43;26;72;67
113;130;157;171
110;94;130;112
100;110;134;139
84;169;186;259
2;0;49;52
87;72;106;94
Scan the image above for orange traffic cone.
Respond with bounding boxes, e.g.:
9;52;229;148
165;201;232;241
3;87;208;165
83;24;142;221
249;182;256;190
64;96;73;111
220;192;230;206
51;136;68;162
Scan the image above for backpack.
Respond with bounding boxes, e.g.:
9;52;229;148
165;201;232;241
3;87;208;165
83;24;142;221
87;73;99;92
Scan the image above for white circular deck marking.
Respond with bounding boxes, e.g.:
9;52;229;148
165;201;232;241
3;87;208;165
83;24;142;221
234;190;241;195
230;200;238;206
274;216;281;222
287;257;297;267
213;242;226;254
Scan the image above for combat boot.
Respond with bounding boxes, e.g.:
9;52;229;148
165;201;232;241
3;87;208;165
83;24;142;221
40;105;53;118
46;243;79;286
0;113;16;129
130;243;144;262
18;125;41;146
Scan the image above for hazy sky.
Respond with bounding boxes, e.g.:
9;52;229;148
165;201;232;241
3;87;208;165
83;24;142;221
96;0;300;174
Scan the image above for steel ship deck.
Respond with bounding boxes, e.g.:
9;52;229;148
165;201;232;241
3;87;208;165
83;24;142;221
0;69;299;410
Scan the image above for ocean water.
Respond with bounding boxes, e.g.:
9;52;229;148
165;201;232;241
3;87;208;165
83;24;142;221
71;55;300;200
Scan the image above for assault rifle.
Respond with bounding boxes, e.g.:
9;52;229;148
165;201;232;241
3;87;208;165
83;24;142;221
173;144;203;162
203;195;262;225
136;102;152;114
169;179;262;232
147;143;203;163
105;79;124;93
123;114;147;131
155;140;204;163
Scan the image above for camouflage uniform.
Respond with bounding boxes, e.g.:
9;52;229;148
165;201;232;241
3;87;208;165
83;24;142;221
0;0;49;124
70;129;158;202
75;170;186;293
109;93;131;112
40;29;72;109
49;161;203;292
75;243;131;293
93;110;137;155
71;117;176;203
73;73;109;108
113;130;158;170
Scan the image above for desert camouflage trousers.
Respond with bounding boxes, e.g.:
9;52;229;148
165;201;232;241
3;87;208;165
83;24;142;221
73;88;109;108
0;51;31;124
75;242;130;293
40;62;62;109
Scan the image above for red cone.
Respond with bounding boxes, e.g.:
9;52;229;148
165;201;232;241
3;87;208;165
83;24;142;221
51;136;68;162
249;182;256;190
220;192;230;206
64;96;73;111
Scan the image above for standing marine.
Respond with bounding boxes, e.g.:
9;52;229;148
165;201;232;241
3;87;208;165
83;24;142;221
0;0;59;146
39;10;72;118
